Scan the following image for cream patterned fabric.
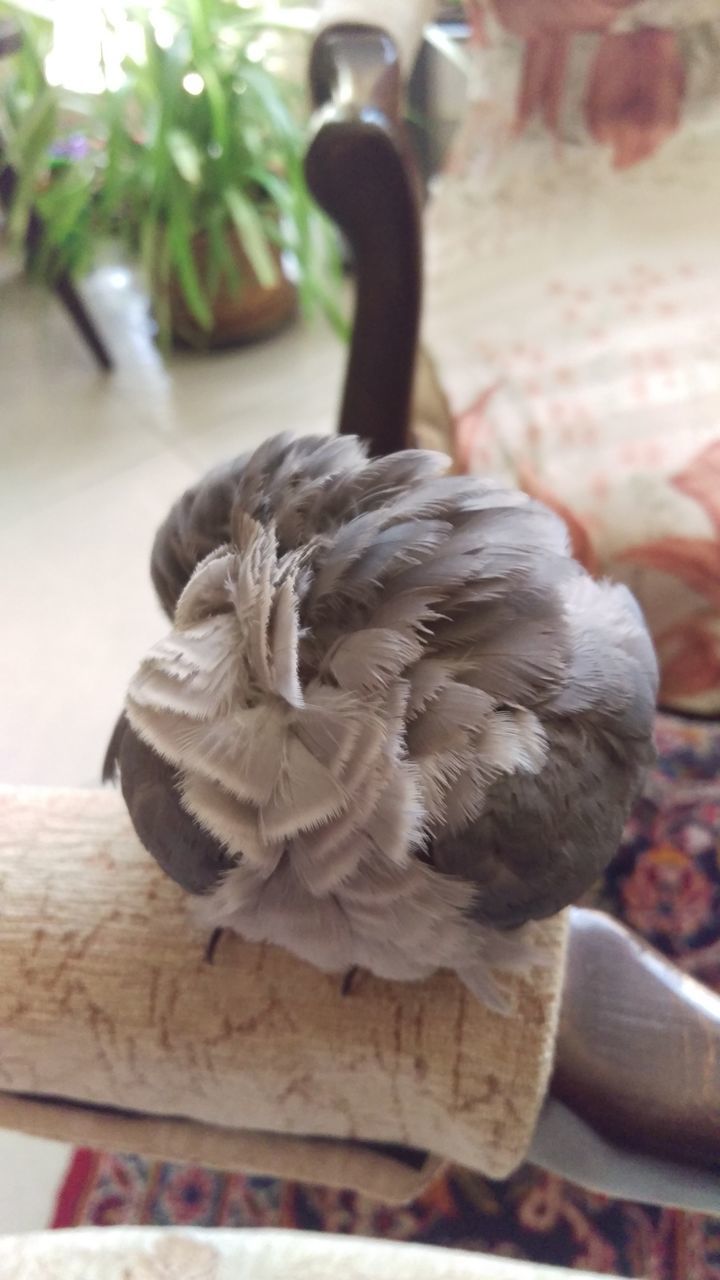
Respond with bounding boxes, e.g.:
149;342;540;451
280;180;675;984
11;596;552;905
0;1228;610;1280
325;0;720;714
0;786;566;1202
421;3;720;714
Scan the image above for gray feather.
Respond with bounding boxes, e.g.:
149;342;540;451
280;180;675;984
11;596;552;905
113;716;235;894
109;432;658;1005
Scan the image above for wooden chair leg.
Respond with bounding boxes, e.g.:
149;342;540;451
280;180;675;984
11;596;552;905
0;161;112;371
306;26;422;458
54;271;113;371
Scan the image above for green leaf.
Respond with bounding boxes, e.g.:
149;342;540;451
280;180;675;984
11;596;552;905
224;187;278;289
198;60;228;154
238;62;297;142
167;203;212;330
184;0;210;49
5;80;54;167
0;0;346;347
36;169;92;248
5;86;57;244
205;208;241;297
139;216;159;284
167;127;203;185
245;165;293;216
151;226;173;352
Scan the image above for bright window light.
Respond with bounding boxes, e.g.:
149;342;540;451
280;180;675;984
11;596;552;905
43;0;143;93
246;38;267;64
182;71;205;96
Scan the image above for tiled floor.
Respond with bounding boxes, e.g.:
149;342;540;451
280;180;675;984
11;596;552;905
0;256;346;1227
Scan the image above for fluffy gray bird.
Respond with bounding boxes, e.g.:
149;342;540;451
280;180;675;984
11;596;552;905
106;432;658;1005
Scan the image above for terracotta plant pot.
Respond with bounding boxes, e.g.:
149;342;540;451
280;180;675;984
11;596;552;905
168;228;297;350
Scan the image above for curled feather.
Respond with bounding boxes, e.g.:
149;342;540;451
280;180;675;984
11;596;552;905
117;433;658;1002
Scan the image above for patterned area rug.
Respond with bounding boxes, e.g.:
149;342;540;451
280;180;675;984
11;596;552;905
52;713;720;1278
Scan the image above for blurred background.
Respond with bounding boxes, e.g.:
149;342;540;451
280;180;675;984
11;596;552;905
0;0;469;780
0;0;466;1231
2;2;720;1270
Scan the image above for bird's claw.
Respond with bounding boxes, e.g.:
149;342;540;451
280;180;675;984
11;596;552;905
341;966;359;996
204;927;224;965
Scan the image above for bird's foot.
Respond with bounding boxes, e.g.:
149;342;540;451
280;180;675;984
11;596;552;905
341;966;360;997
204;927;224;965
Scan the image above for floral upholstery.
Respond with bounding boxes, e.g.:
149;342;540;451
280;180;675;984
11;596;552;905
422;0;720;713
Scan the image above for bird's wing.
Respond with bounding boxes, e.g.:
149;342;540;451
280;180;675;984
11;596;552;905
427;575;658;929
148;434;449;618
150;454;249;618
431;721;645;928
149;434;370;617
116;719;236;895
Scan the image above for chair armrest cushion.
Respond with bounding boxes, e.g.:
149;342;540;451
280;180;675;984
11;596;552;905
0;785;566;1201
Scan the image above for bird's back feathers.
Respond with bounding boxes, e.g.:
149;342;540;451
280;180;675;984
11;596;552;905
113;433;658;993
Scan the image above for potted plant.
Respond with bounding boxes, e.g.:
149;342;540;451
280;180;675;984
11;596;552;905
0;0;345;349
